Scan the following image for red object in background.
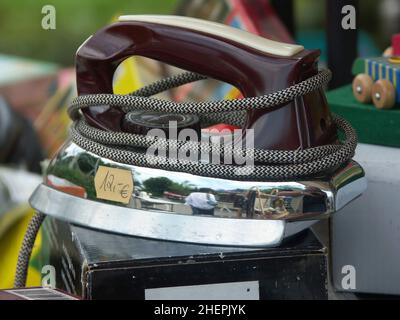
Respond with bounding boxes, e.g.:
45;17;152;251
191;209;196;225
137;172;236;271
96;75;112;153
203;123;241;133
163;191;186;201
232;0;295;44
392;34;400;57
46;176;87;198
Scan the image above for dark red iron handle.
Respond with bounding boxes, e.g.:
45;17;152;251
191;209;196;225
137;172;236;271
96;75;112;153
76;15;336;150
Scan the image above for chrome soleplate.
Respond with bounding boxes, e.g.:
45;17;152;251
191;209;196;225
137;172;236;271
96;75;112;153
29;142;367;247
31;184;287;246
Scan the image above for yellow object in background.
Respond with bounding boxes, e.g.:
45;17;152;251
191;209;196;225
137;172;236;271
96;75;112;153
110;13;142;95
113;57;143;94
0;206;42;289
224;87;242;100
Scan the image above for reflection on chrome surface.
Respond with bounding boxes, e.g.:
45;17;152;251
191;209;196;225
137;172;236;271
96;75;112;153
42;141;366;222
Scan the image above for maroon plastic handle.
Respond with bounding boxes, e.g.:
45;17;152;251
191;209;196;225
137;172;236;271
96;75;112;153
76;20;336;150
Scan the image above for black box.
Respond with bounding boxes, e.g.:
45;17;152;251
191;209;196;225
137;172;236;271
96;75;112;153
37;217;328;300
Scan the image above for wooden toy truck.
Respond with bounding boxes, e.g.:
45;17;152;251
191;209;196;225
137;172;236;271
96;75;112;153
352;34;400;109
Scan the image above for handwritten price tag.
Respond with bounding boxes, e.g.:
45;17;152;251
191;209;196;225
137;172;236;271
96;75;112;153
94;166;134;204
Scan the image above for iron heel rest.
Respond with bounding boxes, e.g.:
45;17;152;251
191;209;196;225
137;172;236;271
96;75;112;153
29;15;366;246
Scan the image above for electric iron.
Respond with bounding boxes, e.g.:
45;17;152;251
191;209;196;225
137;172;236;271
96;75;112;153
26;15;366;250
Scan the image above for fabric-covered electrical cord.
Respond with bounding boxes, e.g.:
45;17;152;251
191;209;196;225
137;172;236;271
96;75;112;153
14;212;45;288
69;69;332;118
69;69;357;180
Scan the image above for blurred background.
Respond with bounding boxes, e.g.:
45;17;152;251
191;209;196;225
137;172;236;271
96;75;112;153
0;0;397;66
0;0;177;66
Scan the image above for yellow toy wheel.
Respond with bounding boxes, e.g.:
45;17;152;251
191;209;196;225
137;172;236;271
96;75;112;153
383;46;393;57
371;79;396;109
352;74;373;103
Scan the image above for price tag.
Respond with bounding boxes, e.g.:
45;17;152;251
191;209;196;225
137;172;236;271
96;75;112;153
94;165;134;204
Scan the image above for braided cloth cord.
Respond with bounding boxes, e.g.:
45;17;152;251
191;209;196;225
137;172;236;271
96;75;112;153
14;212;45;288
69;69;357;181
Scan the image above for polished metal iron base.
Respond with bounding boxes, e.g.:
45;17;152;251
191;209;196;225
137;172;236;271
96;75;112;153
29;142;367;247
31;184;287;247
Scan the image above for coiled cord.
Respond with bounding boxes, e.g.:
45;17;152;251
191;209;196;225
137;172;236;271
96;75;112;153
69;69;357;180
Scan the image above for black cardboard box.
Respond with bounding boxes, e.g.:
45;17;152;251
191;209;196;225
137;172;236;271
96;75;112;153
38;217;328;300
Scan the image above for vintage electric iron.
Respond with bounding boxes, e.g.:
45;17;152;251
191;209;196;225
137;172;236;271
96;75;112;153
24;16;366;253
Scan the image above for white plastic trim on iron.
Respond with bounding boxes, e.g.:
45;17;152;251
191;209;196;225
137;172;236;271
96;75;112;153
118;15;304;57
